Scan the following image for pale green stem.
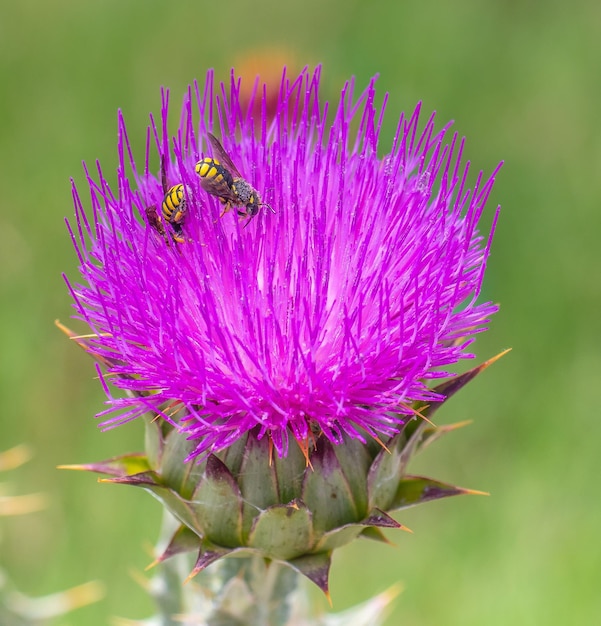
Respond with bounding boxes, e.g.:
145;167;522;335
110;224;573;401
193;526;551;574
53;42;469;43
148;511;303;626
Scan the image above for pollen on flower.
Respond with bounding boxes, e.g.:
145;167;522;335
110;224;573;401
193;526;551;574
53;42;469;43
64;66;501;461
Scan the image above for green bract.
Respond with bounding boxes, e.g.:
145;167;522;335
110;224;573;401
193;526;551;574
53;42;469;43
70;355;502;597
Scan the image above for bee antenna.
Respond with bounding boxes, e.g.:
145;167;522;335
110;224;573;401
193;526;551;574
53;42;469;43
242;215;256;229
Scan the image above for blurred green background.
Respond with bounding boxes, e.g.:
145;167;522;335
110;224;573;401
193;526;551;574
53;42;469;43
1;0;600;623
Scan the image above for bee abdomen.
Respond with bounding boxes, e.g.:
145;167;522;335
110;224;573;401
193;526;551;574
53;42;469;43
161;184;187;224
195;158;234;186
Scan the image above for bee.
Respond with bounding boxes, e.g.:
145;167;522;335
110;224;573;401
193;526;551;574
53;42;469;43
195;132;272;224
145;156;188;243
161;183;187;243
160;156;190;243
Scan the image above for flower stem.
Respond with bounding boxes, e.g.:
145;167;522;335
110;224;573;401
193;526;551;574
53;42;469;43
148;511;303;625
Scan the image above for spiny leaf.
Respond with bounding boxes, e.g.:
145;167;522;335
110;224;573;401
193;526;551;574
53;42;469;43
146;524;200;569
422;349;511;419
58;454;150;477
184;541;236;583
99;470;160;487
287;551;332;598
390;475;488;511
415;420;472;454
101;474;204;537
363;508;409;531
359;526;393;544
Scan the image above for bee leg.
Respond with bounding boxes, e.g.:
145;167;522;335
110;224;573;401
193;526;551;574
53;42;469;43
171;224;186;244
219;200;232;217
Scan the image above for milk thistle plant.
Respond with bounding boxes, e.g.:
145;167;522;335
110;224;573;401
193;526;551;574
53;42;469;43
60;66;503;624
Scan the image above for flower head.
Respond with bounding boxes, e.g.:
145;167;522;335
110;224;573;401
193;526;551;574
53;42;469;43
66;66;500;461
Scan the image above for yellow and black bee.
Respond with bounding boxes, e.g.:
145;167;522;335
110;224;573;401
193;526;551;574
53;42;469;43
161;184;187;243
160;157;189;243
146;156;188;243
195;132;272;224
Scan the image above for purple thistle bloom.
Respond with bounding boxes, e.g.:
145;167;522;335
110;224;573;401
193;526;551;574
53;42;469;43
65;66;501;461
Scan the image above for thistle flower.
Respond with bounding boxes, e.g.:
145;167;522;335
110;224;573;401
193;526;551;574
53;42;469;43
66;66;500;460
62;66;503;620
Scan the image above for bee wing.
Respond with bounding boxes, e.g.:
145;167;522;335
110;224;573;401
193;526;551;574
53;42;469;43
200;175;239;204
207;132;242;178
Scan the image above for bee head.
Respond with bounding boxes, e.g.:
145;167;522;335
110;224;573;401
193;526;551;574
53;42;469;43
246;193;261;216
